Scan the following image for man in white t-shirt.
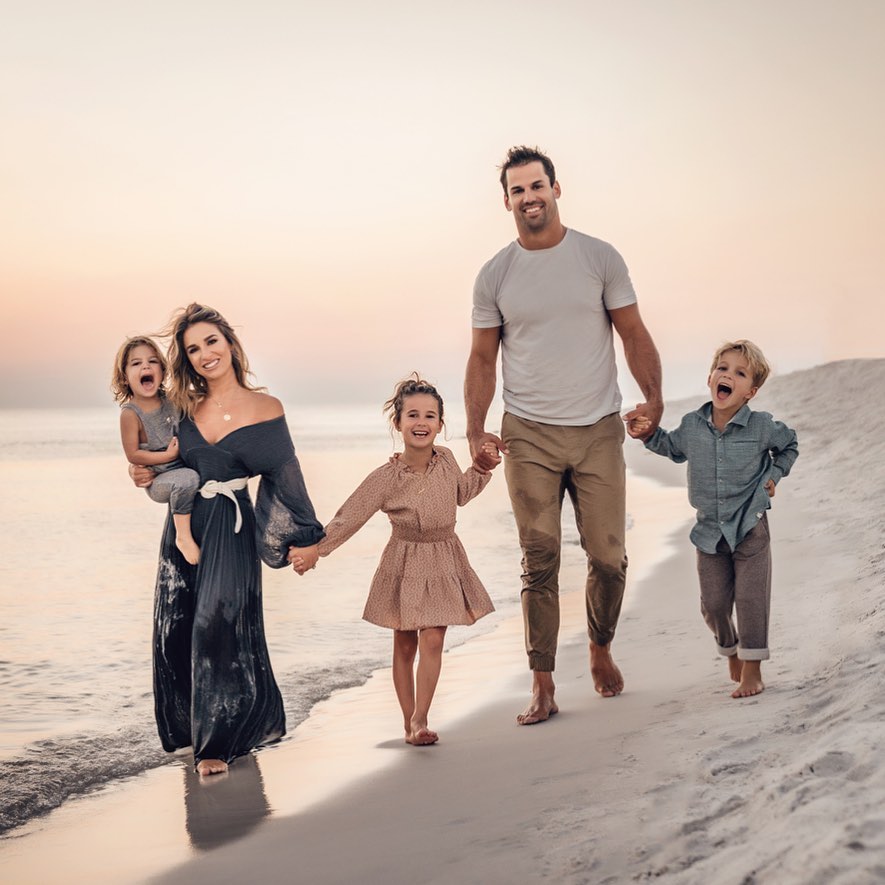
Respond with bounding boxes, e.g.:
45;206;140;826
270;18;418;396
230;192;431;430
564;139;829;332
465;145;663;725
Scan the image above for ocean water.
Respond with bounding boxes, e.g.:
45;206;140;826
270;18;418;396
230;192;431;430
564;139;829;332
0;404;571;835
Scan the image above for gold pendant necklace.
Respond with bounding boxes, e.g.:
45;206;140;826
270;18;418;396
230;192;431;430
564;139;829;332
213;397;232;421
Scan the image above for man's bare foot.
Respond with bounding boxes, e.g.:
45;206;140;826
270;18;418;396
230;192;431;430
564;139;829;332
406;726;439;745
728;654;743;683
731;661;764;698
517;671;558;725
590;641;624;697
176;536;200;566
196;758;228;776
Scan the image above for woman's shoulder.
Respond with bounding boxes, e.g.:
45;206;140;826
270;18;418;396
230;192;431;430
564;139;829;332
248;392;285;422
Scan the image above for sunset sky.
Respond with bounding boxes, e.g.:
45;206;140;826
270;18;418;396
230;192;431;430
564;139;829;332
3;0;883;409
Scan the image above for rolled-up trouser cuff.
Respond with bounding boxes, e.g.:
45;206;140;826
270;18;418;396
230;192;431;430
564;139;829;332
717;643;739;657
737;647;770;661
528;653;556;672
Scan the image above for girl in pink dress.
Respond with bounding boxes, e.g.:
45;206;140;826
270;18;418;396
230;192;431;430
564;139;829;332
290;375;498;746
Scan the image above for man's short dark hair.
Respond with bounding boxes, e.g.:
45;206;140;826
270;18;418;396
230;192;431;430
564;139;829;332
499;145;556;195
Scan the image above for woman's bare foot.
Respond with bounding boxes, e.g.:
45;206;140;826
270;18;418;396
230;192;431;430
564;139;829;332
731;660;764;698
590;641;624;697
406;724;439;745
517;671;558;725
728;654;743;683
196;758;228;776
176;535;201;566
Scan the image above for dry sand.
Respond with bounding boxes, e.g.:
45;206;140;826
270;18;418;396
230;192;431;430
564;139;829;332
4;359;884;884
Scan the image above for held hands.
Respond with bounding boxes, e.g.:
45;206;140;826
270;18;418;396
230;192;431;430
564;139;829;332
625;414;654;440
623;400;663;441
469;431;508;474
288;544;319;576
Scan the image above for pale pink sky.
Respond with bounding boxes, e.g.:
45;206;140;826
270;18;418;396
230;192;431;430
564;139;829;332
2;0;883;408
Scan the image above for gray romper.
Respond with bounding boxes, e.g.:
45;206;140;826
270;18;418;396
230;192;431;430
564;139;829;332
122;399;200;515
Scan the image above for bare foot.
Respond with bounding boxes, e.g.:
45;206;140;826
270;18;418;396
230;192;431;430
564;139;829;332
406;727;439;746
728;654;743;683
176;536;201;566
731;661;764;698
517;671;558;725
196;758;228;776
590;641;624;697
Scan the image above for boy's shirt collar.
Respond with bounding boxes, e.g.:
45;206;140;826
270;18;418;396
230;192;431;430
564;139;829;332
698;401;753;429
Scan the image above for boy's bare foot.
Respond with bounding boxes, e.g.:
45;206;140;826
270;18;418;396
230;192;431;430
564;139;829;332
406;726;439;745
728;654;743;683
731;660;764;698
176;536;201;566
590;641;624;697
517;671;558;725
196;758;228;776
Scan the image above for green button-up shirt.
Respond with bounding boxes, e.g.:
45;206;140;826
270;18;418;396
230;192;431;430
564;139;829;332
645;403;798;553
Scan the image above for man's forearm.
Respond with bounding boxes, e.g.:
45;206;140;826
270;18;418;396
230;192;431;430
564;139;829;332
624;327;663;406
464;355;496;438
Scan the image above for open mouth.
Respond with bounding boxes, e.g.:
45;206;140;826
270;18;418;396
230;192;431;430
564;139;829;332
140;372;157;389
716;382;732;399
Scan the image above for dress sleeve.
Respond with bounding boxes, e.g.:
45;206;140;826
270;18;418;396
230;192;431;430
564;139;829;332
255;447;326;569
454;456;492;506
317;466;389;558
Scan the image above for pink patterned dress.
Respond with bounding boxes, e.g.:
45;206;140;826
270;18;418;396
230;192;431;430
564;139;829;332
318;447;495;630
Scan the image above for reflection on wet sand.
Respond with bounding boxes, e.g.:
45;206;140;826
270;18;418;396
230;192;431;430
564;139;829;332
183;754;270;851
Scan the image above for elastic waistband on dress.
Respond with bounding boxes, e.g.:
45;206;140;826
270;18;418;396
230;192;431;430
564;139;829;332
199;477;249;533
391;526;455;543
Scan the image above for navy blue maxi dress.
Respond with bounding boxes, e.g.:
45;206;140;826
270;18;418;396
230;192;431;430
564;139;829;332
152;415;324;765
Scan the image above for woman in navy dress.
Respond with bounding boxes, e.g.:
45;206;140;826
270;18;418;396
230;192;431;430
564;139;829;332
145;303;324;776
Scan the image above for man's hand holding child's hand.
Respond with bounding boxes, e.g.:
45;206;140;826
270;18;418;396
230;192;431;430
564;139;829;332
625;414;654;440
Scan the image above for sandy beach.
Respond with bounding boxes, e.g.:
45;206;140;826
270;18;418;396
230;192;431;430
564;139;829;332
3;359;884;884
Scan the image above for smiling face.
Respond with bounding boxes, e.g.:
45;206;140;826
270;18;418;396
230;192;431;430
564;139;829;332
125;343;165;400
708;349;758;422
395;393;442;455
503;160;562;241
183;322;233;382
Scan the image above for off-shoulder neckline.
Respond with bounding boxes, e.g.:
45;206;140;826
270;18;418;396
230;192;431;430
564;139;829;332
188;414;286;447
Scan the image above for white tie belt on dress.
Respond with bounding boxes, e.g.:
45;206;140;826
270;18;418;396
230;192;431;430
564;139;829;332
199;477;249;533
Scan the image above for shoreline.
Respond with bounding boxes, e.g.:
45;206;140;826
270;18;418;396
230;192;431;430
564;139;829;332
6;361;885;885
0;471;687;884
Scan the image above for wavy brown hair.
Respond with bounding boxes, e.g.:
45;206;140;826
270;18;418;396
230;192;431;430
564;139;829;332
383;372;445;432
163;303;263;416
110;336;167;404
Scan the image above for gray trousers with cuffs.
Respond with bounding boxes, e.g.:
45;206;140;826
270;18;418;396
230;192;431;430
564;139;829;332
696;514;771;661
147;466;200;516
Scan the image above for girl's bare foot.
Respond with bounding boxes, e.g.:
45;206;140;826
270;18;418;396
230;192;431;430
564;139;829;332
196;758;228;776
731;660;764;698
728;654;743;683
406;726;439;746
176;536;201;566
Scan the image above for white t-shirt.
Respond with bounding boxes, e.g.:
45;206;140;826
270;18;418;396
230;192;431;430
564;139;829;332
472;228;637;425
